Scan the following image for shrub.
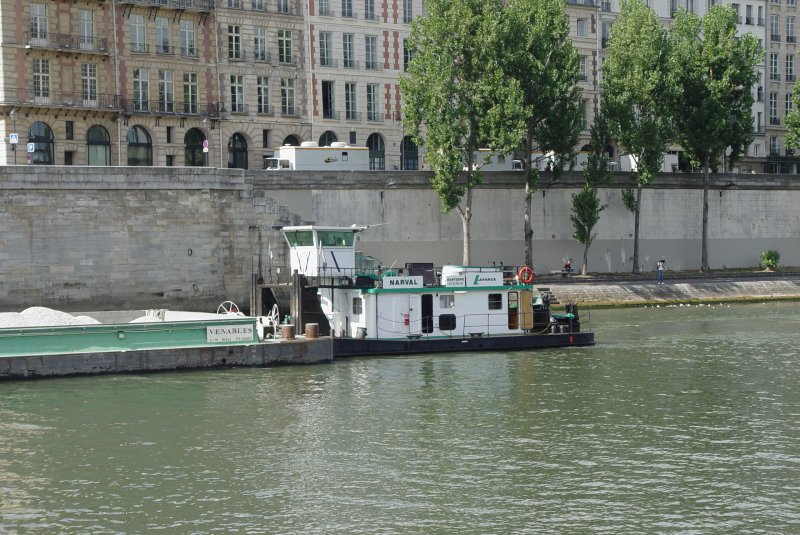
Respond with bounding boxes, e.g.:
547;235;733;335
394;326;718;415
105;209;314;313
760;249;780;270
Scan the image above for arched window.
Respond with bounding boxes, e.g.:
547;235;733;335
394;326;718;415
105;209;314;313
185;128;206;166
126;125;153;166
227;132;248;169
282;135;300;146
401;135;418;170
87;125;111;166
318;131;337;146
29;121;54;165
367;133;385;170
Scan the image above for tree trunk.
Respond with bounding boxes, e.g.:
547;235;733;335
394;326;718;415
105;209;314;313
632;184;642;274
459;188;473;265
524;186;533;267
701;154;710;272
582;240;590;275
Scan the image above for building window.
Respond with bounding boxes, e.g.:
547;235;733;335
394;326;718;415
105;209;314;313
159;69;174;113
278;0;291;13
367;83;380;121
166;126;173;144
345;82;357;120
183;72;198;114
403;39;412;72
771;14;780;40
577;18;587;37
79;10;94;50
343;33;355;68
66;121;74;140
255;27;268;62
579;56;587;81
33;58;50;102
320;31;333;66
770;135;779;155
367;132;385;169
262;129;270;148
87;125;111;166
771;52;780;80
281;78;295;115
787;54;795;81
488;293;503;310
180;20;196;57
788;16;796;42
770;92;779;124
580;99;588;130
278;30;292;64
365;0;377;20
786;93;794;116
758;6;764;26
342;0;353;17
228;25;241;60
365;35;378;70
257;76;271;114
601;21;612;48
156;17;170;54
131;14;146;52
30;3;47;41
133;68;149;111
231;75;244;113
127;125;153;166
319;0;331;15
403;0;413;23
81;63;97;105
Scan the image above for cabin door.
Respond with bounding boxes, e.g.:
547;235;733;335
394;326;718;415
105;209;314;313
508;291;519;330
409;294;422;335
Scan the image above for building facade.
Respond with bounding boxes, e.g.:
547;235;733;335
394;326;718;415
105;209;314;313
0;0;793;172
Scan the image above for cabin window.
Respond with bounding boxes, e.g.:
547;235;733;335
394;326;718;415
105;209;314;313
352;297;362;315
488;293;503;310
284;230;314;246
438;314;456;331
317;230;354;247
439;294;454;308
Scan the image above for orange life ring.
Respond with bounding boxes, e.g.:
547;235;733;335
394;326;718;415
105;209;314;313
518;266;534;284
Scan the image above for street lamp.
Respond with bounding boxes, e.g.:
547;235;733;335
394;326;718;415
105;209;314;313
9;108;18;165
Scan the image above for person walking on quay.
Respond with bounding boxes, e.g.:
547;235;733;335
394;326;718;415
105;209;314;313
656;259;665;285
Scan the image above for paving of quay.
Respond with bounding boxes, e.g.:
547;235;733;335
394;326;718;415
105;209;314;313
535;268;800;307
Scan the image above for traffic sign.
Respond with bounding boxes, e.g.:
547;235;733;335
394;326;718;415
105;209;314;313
27;143;35;153
202;139;209;149
9;133;18;144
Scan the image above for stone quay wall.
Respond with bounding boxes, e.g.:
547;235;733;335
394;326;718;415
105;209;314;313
1;166;799;312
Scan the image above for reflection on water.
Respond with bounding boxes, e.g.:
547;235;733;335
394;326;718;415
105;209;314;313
1;302;799;533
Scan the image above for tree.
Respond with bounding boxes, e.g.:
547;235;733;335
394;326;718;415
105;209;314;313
571;112;612;275
505;0;583;268
602;0;674;274
669;6;761;272
400;0;527;265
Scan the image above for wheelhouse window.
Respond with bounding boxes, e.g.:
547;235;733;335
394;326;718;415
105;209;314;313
439;314;457;331
352;297;362;315
284;230;314;246
439;295;454;308
317;231;354;246
488;293;503;310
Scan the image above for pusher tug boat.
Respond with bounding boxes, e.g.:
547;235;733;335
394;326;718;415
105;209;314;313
279;225;594;357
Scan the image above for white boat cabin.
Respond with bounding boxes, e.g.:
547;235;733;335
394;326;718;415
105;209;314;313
281;225;540;340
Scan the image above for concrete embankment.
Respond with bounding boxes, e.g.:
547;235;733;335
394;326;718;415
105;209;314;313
538;272;800;307
0;338;332;380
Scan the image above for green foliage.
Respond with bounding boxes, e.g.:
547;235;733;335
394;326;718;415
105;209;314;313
602;0;673;186
400;0;528;213
582;110;613;189
571;185;607;247
760;249;780;270
621;187;637;213
786;85;800;150
505;0;583;181
668;6;762;170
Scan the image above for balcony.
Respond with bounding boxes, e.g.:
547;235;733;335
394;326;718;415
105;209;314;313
756;124;765;134
788;74;796;82
770;116;781;125
1;88;121;111
345;111;361;121
131;42;150;54
155;44;175;56
318;6;332;15
770;73;781;81
322;110;340;120
24;32;110;54
771;34;782;42
121;99;219;117
319;57;338;68
341;9;356;18
180;46;198;58
281;107;298;117
116;0;214;11
253;51;272;63
230;103;249;115
788;35;797;43
257;104;274;116
364;60;382;71
252;0;293;13
364;11;379;20
342;59;360;69
366;111;384;122
745;17;753;25
758;17;765;26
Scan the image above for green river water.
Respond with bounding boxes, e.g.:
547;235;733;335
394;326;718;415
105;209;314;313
1;301;799;534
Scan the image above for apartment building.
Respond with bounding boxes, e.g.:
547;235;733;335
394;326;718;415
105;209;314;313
0;0;789;171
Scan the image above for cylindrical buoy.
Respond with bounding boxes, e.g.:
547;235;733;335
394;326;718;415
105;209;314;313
305;323;319;339
282;324;296;340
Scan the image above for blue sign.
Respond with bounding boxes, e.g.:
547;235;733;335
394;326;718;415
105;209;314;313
27;143;35;153
9;133;18;144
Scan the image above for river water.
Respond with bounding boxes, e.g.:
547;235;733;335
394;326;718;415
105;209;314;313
1;302;799;533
